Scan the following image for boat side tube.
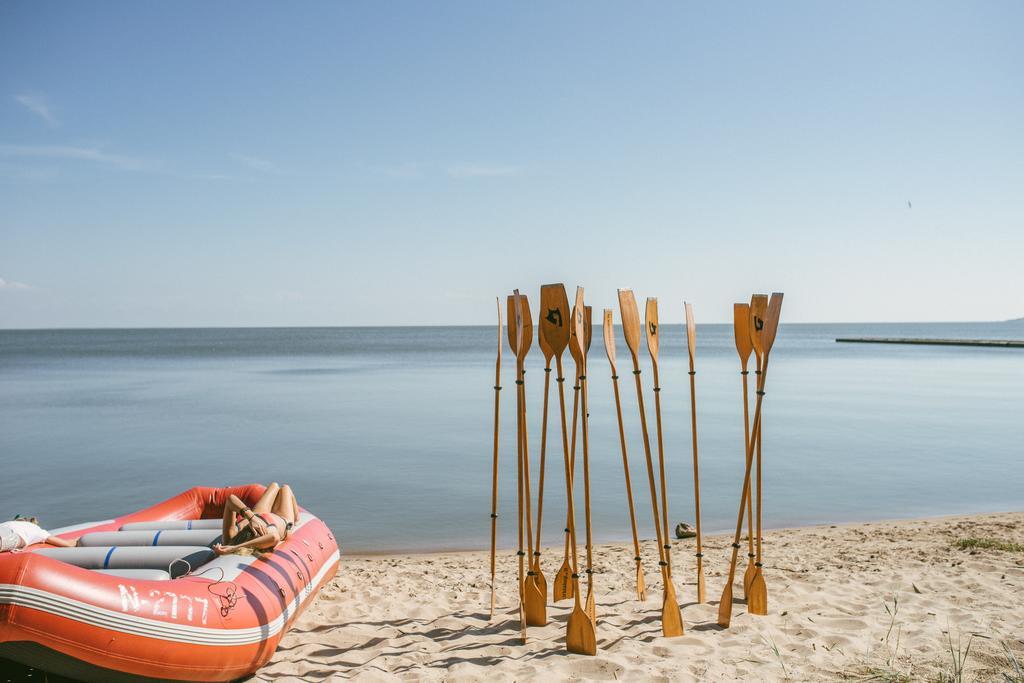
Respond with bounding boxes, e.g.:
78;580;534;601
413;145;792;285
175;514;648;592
78;530;222;547
35;546;214;578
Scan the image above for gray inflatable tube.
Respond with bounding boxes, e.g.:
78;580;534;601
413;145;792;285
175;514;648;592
78;530;222;547
36;546;214;578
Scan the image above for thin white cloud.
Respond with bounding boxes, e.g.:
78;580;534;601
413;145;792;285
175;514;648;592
0;277;32;291
447;164;521;179
14;94;58;126
0;144;160;172
231;154;280;173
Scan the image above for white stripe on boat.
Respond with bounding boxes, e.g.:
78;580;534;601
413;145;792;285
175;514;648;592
0;549;339;646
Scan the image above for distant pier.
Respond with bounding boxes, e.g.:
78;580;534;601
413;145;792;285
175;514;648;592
836;337;1024;348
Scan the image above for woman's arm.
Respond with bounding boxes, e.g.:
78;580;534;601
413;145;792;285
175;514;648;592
45;536;78;548
213;529;280;555
222;494;262;542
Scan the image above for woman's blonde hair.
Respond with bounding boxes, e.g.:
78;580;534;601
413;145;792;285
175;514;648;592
13;515;39;525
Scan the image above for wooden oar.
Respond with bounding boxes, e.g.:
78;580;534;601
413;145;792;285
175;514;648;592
488;298;503;619
746;300;765;605
732;303;756;598
619;289;684;638
511;292;546;628
538;284;571;604
575;291;598;625
717;293;783;628
565;287;597;655
556;302;583;602
507;293;526;641
644;298;672;578
684;302;706;604
748;294;778;617
603;308;646;602
556;303;592;601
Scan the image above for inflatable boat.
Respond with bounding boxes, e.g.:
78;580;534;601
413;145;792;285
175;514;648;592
0;485;340;682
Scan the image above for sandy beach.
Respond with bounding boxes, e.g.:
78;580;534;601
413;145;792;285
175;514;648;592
252;511;1024;682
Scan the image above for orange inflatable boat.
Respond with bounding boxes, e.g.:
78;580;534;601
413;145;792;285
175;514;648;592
0;485;340;681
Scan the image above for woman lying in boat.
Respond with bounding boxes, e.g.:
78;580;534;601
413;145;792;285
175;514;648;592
213;483;300;555
0;515;78;552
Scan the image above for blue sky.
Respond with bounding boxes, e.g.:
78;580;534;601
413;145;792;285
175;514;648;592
1;2;1021;327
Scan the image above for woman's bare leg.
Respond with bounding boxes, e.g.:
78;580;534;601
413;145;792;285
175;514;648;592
271;484;298;525
252;482;280;514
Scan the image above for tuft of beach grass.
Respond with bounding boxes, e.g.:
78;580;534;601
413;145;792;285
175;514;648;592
953;538;1024;553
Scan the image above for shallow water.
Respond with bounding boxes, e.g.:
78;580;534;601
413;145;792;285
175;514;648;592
1;321;1021;552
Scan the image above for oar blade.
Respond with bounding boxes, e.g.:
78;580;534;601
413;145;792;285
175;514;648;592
733;303;752;364
717;581;735;628
583;306;593;355
519;293;533;361
566;603;597;655
568;306;583;367
553;557;574;602
684;302;697;365
644;297;660;361
696;567;706;605
540;283;571;359
602;308;618;374
532;567;548;606
523;578;547;626
748;294;768;358
748;569;768;616
571;288;586;363
506;295;518;355
585;590;596;624
660;580;685;637
761;292;785;356
617;289;642;357
743;561;756;598
636;562;647;602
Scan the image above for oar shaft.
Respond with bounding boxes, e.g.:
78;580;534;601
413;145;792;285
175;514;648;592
560;366;581;585
611;377;643;562
753;359;763;564
563;369;581;559
630;358;670;579
723;359;771;588
687;358;703;580
651;362;672;575
520;367;535;575
488;348;501;615
515;360;526;641
534;363;552;562
579;363;595;597
756;393;764;565
741;367;754;566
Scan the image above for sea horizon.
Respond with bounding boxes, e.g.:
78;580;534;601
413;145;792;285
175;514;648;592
3;318;1023;331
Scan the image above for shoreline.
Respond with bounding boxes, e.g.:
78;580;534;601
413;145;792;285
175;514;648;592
259;509;1024;681
340;508;1024;557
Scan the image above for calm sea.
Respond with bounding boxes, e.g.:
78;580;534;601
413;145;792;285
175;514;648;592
1;322;1021;552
